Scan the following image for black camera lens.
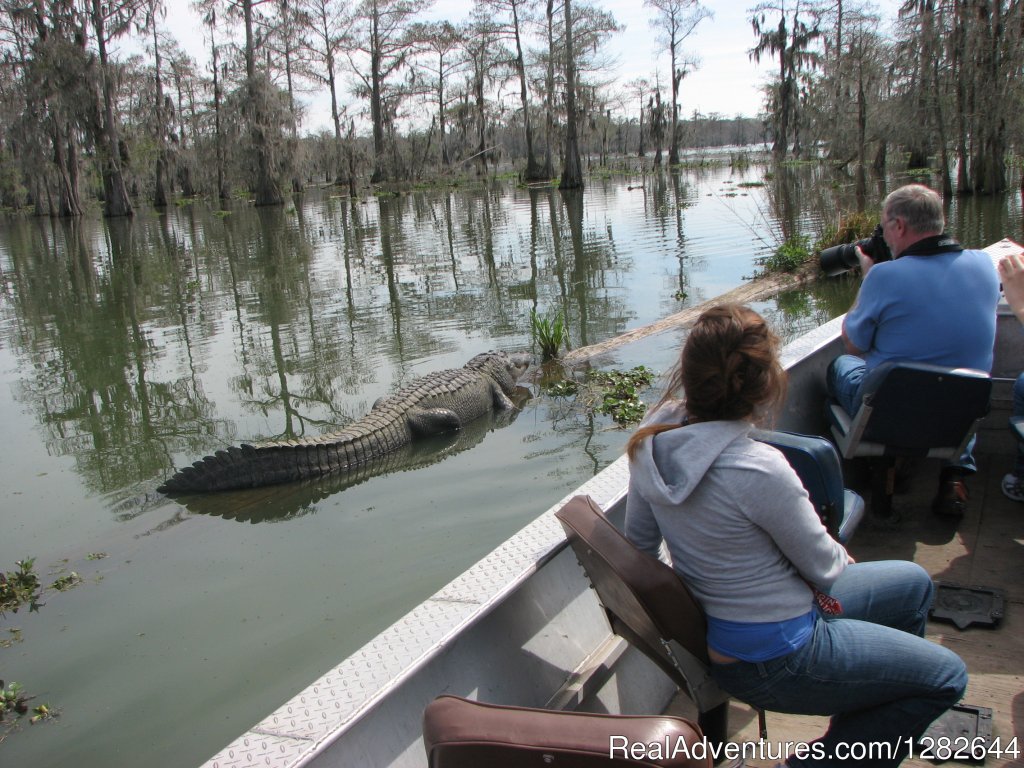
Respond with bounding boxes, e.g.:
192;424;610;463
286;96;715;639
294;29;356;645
819;243;860;276
819;223;890;276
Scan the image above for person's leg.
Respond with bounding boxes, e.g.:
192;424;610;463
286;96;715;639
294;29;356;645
826;355;867;417
826;560;932;636
711;616;966;768
711;562;965;767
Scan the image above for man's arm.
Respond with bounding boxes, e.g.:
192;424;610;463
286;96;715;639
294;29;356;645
840;319;865;355
840;246;875;355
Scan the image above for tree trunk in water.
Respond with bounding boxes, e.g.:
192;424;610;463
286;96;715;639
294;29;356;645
558;0;582;190
542;0;557;178
931;60;952;198
369;1;387;184
872;141;886;173
91;0;133;218
513;6;544;180
210;24;230;201
153;24;168;208
53;119;83;217
243;0;282;206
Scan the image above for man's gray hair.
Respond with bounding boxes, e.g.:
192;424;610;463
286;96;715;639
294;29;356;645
883;184;945;233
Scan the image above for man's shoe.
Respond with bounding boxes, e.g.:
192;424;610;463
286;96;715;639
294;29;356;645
933;477;968;517
1001;473;1024;502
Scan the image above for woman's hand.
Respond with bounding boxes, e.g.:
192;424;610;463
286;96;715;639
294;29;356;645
999;250;1024;325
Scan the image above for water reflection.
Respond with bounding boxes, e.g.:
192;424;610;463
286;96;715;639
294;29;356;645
3;217;229;495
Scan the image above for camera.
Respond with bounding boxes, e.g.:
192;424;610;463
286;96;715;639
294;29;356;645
819;224;892;276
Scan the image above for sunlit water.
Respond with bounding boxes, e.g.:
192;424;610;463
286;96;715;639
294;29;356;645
0;162;1019;766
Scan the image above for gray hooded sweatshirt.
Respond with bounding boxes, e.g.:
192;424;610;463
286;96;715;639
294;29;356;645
625;402;848;624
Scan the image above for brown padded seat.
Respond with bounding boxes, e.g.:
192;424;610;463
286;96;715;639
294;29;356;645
423;695;711;768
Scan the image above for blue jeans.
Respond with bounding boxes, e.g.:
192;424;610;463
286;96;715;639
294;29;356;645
826;354;976;473
710;561;967;768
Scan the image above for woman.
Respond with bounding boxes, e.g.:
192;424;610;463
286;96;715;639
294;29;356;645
625;303;966;768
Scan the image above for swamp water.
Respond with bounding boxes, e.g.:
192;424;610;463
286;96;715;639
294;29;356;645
0;163;1020;767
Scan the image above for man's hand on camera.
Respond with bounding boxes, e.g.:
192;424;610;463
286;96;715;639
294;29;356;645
855;245;876;276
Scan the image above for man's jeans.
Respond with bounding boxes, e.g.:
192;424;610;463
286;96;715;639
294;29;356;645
826;354;976;473
710;561;967;768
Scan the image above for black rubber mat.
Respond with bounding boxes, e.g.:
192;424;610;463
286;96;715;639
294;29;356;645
918;704;994;764
929;581;1005;629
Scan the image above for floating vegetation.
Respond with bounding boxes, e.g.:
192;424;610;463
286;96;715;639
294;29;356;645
588;367;656;424
30;703;55;724
542;366;656;426
543;379;579;397
50;572;81;592
0;559;41;617
1;681;29;720
1;556;80;740
1;628;23;649
1;680;56;741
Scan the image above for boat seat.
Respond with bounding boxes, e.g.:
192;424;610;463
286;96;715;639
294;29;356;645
422;694;711;767
826;361;992;516
555;495;759;758
752;429;865;544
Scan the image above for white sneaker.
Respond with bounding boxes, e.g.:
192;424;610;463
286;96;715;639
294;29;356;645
1001;473;1024;502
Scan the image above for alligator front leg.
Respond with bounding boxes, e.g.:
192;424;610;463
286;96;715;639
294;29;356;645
491;384;517;411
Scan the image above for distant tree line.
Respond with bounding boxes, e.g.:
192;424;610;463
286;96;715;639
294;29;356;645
0;0;1020;218
749;0;1024;196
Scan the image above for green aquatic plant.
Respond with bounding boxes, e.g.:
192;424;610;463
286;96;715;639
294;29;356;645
540;366;655;426
50;572;81;592
757;235;811;275
1;680;55;741
0;559;41;617
543;379;579;397
531;310;568;361
588;367;656;425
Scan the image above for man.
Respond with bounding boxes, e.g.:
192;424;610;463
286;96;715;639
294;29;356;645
827;184;1000;517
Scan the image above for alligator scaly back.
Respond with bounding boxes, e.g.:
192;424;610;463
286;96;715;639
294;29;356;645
158;351;530;495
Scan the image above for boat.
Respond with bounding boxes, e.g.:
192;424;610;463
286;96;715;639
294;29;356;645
204;292;1023;768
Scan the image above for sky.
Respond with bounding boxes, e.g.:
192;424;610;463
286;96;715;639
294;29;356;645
159;0;904;134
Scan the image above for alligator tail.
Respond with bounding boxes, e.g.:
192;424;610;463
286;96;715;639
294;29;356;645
158;440;347;494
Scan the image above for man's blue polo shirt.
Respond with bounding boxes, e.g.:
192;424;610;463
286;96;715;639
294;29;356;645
844;248;999;373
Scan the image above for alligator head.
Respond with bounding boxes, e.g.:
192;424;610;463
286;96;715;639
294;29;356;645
464;350;531;394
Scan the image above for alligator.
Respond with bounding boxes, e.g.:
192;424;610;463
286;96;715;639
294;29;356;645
176;404;525;522
158;351;531;495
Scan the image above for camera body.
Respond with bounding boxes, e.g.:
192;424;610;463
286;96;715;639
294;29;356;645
819;224;892;277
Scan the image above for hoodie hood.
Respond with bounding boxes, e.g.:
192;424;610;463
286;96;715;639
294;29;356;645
630;403;753;506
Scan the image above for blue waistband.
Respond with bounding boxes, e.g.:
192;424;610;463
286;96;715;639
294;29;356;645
706;611;815;662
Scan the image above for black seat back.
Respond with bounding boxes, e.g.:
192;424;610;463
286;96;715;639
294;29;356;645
857;361;992;449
